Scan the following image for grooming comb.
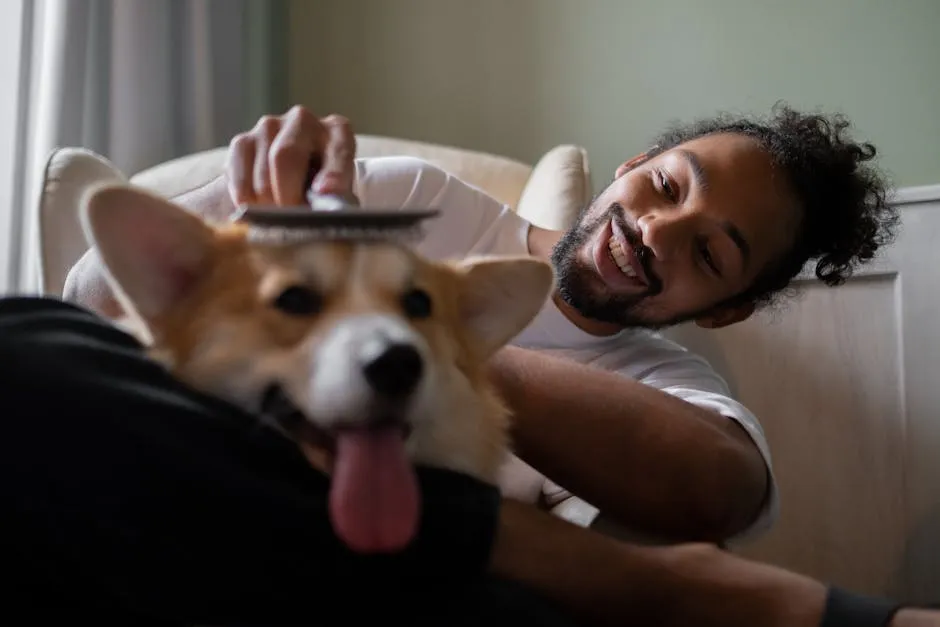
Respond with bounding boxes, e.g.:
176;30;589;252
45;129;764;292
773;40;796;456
232;188;440;244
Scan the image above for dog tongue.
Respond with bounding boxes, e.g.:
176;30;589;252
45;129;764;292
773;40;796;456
329;426;420;554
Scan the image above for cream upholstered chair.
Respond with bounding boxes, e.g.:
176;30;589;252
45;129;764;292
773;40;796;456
35;135;593;297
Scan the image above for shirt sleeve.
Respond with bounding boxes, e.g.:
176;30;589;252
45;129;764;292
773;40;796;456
353;156;516;261
649;357;780;544
543;336;780;545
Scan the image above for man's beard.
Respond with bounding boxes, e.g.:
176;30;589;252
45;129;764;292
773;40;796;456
549;203;703;330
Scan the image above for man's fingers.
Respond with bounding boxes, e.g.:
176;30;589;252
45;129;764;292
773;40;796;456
270;105;326;206
226;133;257;206
226;106;359;210
312;114;357;202
252;115;281;204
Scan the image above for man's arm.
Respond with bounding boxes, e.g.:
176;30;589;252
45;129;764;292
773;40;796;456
489;345;769;543
62;174;233;317
491;499;829;627
494;500;936;627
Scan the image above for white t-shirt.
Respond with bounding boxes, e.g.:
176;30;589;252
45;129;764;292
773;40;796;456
353;155;779;543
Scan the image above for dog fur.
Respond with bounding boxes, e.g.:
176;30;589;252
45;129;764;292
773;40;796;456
78;182;555;551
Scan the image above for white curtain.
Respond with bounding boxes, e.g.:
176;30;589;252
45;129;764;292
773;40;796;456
1;0;288;294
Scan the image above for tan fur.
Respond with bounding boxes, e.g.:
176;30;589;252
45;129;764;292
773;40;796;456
78;183;555;485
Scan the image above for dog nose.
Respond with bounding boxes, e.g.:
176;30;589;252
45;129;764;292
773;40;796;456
362;343;423;397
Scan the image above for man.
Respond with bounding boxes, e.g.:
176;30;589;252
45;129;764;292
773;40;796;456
68;102;897;546
10;103;928;625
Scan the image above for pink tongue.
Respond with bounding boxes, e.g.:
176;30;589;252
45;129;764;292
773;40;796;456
329;426;420;554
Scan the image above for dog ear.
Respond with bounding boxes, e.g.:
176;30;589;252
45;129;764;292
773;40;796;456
79;183;216;322
455;255;555;357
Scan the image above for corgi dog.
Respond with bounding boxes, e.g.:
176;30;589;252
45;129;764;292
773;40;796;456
78;183;555;555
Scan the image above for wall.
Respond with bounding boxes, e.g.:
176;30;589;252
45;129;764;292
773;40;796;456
287;0;940;191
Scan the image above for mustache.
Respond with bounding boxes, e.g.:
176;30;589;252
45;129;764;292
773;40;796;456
610;204;663;296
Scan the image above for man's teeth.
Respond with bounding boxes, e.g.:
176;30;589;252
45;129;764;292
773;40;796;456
608;236;637;278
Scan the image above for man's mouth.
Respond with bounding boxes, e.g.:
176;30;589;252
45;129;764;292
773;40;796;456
607;234;646;284
608;214;659;288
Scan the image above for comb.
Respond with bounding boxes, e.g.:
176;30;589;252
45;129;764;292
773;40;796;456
232;188;440;245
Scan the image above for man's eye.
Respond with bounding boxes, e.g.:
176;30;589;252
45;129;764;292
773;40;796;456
658;171;677;201
698;240;720;276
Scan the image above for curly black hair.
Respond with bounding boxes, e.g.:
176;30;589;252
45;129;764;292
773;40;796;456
646;102;900;309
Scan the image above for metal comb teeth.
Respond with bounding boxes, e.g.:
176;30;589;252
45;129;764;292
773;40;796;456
232;191;440;245
243;222;429;245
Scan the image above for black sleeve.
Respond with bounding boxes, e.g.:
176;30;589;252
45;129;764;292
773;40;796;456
0;297;501;625
820;587;903;627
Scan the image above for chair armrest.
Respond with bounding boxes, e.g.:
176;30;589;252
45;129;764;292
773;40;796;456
516;144;592;232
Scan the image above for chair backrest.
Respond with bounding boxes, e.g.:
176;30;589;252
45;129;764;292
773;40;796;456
35;135;542;297
36;147;128;297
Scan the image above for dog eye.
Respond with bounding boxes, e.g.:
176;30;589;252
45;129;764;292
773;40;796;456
401;288;432;319
273;286;322;316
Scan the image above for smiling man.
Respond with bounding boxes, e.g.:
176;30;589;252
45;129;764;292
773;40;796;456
543;126;867;334
548;139;776;331
64;103;900;548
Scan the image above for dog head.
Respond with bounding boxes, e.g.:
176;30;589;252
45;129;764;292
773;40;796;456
80;183;555;553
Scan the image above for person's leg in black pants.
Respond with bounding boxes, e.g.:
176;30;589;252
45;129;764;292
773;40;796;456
0;296;575;626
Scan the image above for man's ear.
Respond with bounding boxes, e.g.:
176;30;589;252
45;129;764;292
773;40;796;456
695;302;755;329
453;255;555;358
79;183;216;323
614;148;656;179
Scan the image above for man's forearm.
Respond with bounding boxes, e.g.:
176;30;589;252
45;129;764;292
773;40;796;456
491;499;826;627
62;175;233;317
489;345;769;542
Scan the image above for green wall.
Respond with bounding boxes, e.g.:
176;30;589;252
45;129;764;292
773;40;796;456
288;0;940;190
245;0;291;125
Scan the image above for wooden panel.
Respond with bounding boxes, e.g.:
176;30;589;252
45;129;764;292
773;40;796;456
888;200;940;604
668;278;906;595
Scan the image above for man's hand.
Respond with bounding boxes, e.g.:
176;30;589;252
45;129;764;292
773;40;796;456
62;105;358;317
226;106;358;206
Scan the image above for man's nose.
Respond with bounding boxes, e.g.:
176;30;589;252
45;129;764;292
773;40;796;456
636;212;689;261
